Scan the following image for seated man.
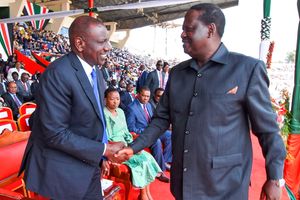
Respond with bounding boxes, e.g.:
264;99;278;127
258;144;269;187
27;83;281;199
149;87;164;111
2;82;23;120
16;72;33;102
126;86;172;182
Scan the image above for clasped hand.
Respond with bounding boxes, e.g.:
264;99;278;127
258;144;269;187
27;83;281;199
104;141;134;163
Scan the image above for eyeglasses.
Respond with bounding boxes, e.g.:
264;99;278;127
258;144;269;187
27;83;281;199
157;64;163;66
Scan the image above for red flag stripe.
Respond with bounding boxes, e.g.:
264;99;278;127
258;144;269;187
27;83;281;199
25;1;36;29
39;7;48;30
0;23;12;55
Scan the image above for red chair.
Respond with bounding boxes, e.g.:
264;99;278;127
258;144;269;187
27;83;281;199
106;133;150;200
0;139;29;197
19;103;36;116
0;107;14;120
0;188;27;200
0;119;18;134
17;114;31;132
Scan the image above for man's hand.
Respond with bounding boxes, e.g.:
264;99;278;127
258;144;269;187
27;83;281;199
260;180;282;200
101;160;110;177
114;147;134;163
104;142;125;162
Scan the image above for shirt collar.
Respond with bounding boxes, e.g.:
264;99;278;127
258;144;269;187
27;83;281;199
190;43;229;71
77;55;94;84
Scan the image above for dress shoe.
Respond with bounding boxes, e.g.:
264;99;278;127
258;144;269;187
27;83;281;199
157;174;170;183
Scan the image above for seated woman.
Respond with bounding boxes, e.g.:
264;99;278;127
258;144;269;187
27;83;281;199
104;88;162;200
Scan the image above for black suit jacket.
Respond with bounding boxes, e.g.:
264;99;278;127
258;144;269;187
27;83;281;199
119;91;134;111
145;70;164;96
1;92;23;120
20;52;107;199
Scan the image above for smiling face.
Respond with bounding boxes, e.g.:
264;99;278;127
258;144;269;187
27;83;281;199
181;10;209;58
80;25;111;66
70;16;112;66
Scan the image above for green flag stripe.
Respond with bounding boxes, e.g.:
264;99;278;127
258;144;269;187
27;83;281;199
0;34;9;58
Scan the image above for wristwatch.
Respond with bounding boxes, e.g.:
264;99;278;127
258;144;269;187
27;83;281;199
271;179;285;187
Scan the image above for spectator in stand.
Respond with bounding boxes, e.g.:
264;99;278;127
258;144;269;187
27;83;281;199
136;64;148;93
119;82;135;111
145;60;164;97
101;61;111;86
126;86;172;183
7;62;30;82
149;88;164;111
2;81;23;120
16;72;33;102
162;62;170;89
30;72;41;101
12;72;19;82
0;73;7;96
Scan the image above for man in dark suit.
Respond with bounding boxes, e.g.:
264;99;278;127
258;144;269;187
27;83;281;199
0;72;7;96
16;72;32;102
126;86;171;183
136;64;148;92
19;16;125;200
2;81;23;120
145;60;164;96
119;82;135;111
117;3;286;200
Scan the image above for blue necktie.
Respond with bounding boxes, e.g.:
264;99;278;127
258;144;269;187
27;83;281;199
91;68;108;144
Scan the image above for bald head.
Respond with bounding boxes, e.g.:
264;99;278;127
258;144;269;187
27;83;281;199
69;16;104;50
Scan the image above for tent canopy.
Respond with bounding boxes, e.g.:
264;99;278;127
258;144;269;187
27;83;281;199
70;0;239;30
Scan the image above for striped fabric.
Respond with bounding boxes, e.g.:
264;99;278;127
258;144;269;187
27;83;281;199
0;23;13;58
22;1;52;30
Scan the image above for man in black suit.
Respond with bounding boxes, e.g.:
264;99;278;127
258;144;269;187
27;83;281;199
145;60;164;96
2;81;23;120
19;16;125;200
119;82;135;111
116;3;286;200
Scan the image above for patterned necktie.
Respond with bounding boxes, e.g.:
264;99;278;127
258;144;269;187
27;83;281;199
91;68;108;144
143;104;151;123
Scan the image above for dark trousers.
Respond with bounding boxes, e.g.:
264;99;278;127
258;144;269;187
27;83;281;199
150;130;172;171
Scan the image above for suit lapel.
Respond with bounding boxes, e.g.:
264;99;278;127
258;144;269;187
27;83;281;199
135;99;148;123
146;103;153;117
68;52;101;119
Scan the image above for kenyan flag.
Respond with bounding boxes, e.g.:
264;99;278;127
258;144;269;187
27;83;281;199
0;22;13;59
23;1;52;30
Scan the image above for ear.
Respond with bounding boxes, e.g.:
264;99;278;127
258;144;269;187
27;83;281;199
207;23;217;38
74;36;85;52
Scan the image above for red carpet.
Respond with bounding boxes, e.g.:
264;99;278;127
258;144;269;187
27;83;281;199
146;134;289;200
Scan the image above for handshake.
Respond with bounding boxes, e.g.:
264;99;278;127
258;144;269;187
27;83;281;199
104;142;133;163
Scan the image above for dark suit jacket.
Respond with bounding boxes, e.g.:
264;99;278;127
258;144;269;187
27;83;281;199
136;71;148;92
145;70;164;96
20;52;107;200
119;91;134;111
1;92;23;120
30;80;39;101
16;80;32;102
130;43;286;199
125;99;153;135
